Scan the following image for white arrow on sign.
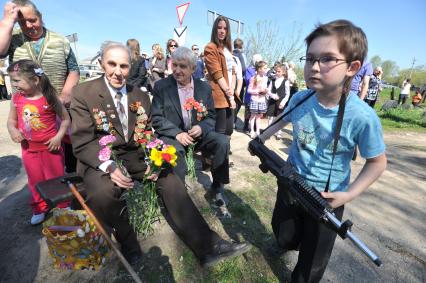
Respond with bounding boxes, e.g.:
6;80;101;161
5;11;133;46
176;2;190;26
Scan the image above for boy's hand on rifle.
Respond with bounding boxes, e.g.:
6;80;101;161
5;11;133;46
321;191;354;208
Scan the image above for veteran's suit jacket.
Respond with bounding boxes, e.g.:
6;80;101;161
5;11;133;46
151;76;216;140
70;77;151;177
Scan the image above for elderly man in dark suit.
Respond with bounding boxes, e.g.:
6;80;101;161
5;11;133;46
151;47;231;212
71;42;250;267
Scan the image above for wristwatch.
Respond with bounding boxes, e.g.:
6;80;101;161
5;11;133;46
106;162;117;174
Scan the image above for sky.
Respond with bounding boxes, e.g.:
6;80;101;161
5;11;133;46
2;0;425;69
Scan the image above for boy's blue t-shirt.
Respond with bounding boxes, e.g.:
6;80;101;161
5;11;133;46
282;89;386;192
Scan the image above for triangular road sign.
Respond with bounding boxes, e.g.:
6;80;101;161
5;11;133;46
176;2;190;26
173;26;188;46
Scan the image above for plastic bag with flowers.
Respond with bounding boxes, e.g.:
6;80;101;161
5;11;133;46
97;102;177;237
183;97;208;180
42;209;110;270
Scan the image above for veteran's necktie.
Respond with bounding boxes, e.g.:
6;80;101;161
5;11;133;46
115;91;128;141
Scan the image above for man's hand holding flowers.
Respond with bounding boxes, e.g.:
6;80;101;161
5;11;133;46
188;125;202;138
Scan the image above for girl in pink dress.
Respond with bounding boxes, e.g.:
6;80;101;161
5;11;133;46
6;59;70;225
247;61;277;138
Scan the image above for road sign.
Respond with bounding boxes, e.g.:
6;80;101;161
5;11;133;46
66;33;78;43
207;10;244;37
173;26;187;46
176;2;190;26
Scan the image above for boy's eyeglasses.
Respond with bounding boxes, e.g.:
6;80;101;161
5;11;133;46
300;56;347;68
192;48;199;51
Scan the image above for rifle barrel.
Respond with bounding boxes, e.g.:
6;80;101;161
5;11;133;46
325;211;382;266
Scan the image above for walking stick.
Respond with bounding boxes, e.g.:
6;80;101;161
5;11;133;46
65;180;143;283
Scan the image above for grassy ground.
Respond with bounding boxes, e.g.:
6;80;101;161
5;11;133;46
111;171;291;283
374;88;426;131
166;171;287;283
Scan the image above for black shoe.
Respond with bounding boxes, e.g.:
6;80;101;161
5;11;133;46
121;246;142;266
201;240;252;267
214;192;228;207
265;243;286;258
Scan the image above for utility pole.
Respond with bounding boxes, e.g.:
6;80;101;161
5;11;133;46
409;57;416;79
66;33;79;64
207;10;244;39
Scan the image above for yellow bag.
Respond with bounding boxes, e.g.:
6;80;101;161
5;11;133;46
42;209;110;270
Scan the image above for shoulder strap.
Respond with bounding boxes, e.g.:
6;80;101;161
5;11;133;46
262;89;315;132
324;92;346;192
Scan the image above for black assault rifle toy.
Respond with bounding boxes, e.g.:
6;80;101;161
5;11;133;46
248;138;382;267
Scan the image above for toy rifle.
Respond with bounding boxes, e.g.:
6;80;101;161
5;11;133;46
248;138;382;267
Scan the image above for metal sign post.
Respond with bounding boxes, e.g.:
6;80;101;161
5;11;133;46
66;33;79;63
207;10;244;38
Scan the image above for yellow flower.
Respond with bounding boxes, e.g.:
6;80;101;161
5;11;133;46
150;148;163;167
163;145;177;167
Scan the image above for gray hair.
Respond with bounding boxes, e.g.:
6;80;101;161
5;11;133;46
171;47;197;69
13;0;42;21
100;41;131;62
252;54;262;65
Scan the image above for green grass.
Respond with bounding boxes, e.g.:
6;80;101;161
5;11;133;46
374;88;426;131
165;171;287;282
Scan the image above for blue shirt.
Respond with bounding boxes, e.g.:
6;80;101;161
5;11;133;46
282;90;386;192
244;66;256;104
193;58;205;80
350;62;373;92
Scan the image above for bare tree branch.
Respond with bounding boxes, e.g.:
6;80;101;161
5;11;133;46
245;20;304;66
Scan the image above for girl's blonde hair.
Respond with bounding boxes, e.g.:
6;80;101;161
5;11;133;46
254;60;267;87
152;43;164;60
275;63;288;79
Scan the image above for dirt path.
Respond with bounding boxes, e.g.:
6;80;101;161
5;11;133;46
0;99;425;282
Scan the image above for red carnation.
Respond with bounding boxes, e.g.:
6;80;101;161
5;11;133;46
162;153;171;163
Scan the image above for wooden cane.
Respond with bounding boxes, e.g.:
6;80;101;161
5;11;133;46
66;181;143;283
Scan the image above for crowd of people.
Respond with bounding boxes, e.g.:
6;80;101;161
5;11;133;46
1;0;389;282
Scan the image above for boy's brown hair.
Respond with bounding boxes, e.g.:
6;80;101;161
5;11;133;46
305;19;368;64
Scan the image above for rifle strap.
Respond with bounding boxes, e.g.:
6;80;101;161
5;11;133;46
261;88;346;193
324;92;347;192
263;89;316;132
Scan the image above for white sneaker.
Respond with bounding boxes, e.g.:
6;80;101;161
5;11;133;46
31;213;46;225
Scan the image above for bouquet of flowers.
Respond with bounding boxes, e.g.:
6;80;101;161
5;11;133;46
183;97;208;180
95;102;177;237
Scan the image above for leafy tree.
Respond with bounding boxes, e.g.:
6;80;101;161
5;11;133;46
396;65;426;87
381;60;399;82
370;55;382;69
